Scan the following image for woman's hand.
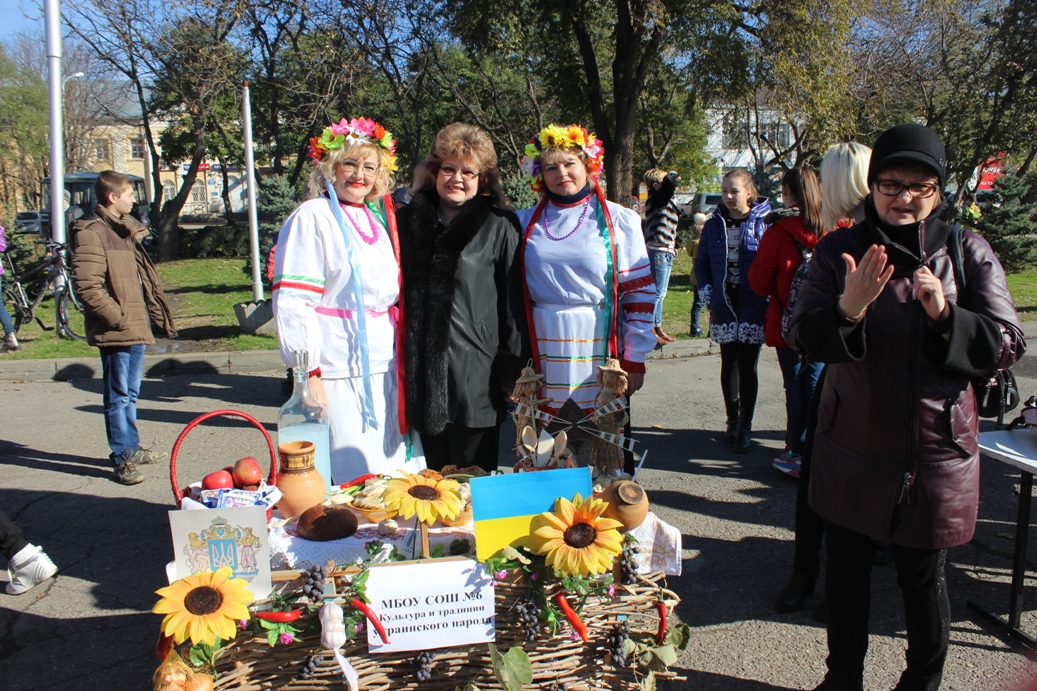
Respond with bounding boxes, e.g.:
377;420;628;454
309;375;328;407
838;245;894;320
913;266;949;322
627;372;644;394
503;383;520;404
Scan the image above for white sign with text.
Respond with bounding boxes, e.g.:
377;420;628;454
365;558;495;653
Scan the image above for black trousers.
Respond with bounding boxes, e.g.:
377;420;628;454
421;423;502;473
0;508;29;561
793;365;826;578
823;521;950;691
719;342;762;418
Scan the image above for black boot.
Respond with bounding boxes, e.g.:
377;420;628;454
775;571;815;613
735;407;753;453
724;399;740;443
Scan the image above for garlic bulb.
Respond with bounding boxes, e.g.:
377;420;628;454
377;518;398;535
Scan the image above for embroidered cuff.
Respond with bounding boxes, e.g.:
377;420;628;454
308;367;322;379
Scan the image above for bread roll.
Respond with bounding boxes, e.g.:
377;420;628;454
296;504;359;541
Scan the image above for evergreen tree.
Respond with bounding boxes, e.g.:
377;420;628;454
976;174;1037;273
241;175;297;284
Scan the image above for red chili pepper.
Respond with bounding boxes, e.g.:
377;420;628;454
155;632;174;660
255;610;303;623
340;474;377;489
555;593;587;643
351;598;390;644
656;599;668;645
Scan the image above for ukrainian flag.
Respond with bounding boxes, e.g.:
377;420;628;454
470;467;593;561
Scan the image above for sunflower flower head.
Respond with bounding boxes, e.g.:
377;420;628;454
520;123;605;192
526;493;623;578
153;566;253;647
381;472;463;525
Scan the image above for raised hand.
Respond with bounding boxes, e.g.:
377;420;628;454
838;245;894;320
913;266;948;322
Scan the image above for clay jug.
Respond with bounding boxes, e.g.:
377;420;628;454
600;481;649;531
276;440;326;519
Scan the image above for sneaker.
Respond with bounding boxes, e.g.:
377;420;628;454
1;332;19;353
772;452;802;479
6;544;58;594
114;460;145;485
126;447;165;465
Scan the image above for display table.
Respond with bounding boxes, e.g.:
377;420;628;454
972;429;1037;651
269;511;683;576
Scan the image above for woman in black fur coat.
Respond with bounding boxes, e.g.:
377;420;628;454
397;123;528;471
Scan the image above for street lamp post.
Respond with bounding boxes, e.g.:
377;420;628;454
45;0;65;244
62;71;85;92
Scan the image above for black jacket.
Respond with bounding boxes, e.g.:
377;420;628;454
786;199;1025;549
397;190;528;435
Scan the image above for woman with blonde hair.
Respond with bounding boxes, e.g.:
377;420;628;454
515;124;656;470
273;117;424;482
821;142;872;231
397;123;527;472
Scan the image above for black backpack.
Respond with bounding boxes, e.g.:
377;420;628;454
946;225;1019;427
779;239;812;349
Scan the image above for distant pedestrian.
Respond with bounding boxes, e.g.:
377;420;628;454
686;213;707;337
71;170;177;485
748;166;826;478
693;169;771;452
0;224;19;353
1;508;57;595
643;169;681;346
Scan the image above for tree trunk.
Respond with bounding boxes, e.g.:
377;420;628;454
218;156;235;227
158;124;208;260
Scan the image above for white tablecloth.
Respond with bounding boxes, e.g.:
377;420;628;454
268;511;681;576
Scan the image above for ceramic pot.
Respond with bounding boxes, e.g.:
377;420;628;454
600;481;649;531
276;440;326;518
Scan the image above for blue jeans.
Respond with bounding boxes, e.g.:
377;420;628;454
0;277;14;335
100;345;145;463
648;249;673;327
776;347;824;455
690;283;704;335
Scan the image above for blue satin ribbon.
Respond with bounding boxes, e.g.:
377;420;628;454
324;179;379;431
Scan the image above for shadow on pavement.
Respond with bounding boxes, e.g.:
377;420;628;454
0;487;174;688
0;440;112;478
659;671;800;690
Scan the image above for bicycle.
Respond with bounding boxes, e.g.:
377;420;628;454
1;241;86;340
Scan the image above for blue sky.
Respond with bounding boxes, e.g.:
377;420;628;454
0;0;42;41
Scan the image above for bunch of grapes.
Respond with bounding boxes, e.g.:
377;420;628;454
302;563;326;604
514;600;541;642
413;651;435;681
619;543;640;586
607;620;630;667
297;654;324;679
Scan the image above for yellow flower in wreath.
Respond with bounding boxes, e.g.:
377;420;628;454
153;566;253;646
381;472;464;524
527;493;623;577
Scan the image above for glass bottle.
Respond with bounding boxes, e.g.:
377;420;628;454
277;351;333;490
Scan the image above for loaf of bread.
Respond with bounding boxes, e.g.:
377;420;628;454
296;504;359;541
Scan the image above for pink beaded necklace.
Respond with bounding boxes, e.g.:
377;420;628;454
542;198;592;241
339;202;380;245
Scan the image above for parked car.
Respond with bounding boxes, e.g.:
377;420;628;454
39;172;150;236
691;192;723;215
14;210;42;235
673;193;696;217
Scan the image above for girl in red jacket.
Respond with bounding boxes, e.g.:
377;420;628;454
747;167;825;477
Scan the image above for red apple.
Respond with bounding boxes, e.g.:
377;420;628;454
233;456;264;489
202;469;234;490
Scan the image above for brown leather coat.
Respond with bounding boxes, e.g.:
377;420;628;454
71;206;176;347
787;202;1025;549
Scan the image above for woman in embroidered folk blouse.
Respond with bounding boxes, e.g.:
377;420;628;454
515;125;656;469
272;118;424;482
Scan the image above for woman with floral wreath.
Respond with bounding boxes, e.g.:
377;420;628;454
396;123;527;472
272;117;425;483
515;124;656;469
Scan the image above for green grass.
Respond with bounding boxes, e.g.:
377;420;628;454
1007;268;1037;316
0;257;277;360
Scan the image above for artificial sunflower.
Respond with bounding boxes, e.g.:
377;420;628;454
153;566;253;647
527;493;623;577
381;472;463;524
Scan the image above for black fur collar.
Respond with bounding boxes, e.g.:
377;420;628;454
763;206;800;224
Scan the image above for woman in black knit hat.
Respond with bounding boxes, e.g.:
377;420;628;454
786;123;1026;691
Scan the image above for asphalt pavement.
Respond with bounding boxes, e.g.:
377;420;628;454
2;342;1037;690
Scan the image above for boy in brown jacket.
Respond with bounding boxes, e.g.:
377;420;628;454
71;171;176;485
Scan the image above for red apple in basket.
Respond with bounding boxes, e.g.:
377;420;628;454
202;469;235;490
233;456;264;489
